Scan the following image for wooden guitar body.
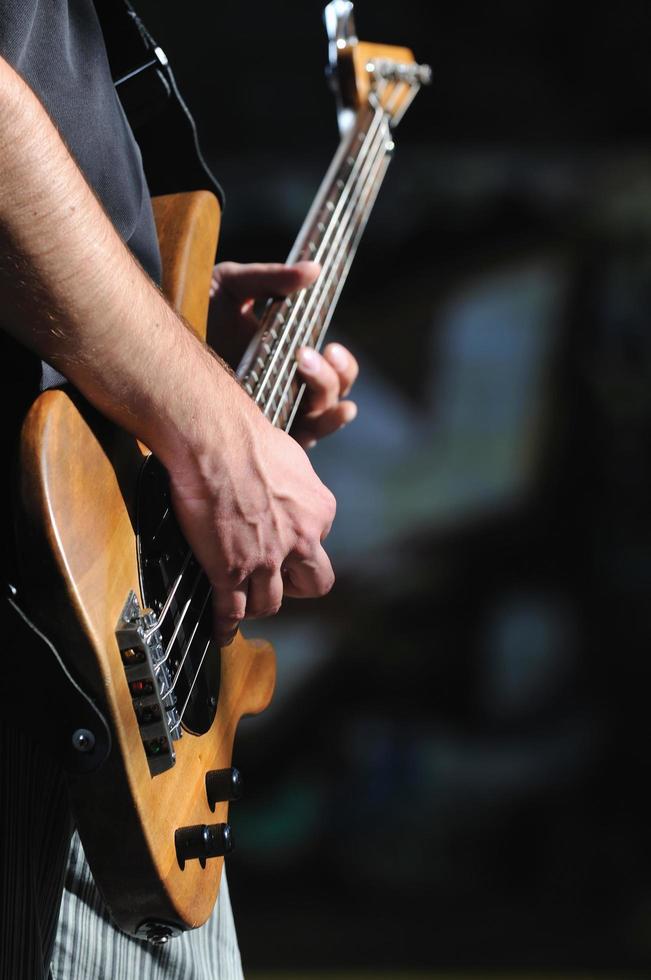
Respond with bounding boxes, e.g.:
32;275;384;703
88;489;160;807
16;192;276;939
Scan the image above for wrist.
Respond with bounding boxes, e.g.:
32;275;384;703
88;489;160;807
149;338;264;488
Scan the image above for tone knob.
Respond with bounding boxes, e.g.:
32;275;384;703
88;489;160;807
175;823;233;868
206;767;243;811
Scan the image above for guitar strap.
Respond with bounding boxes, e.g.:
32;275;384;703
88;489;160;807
3;589;112;775
92;0;225;205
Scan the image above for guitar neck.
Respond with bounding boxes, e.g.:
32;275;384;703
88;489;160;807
237;101;393;431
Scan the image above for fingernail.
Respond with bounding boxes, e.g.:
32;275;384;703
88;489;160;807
296;260;321;276
343;403;358;424
328;344;347;370
298;348;318;372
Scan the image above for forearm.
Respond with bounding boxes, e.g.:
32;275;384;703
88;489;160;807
0;56;250;475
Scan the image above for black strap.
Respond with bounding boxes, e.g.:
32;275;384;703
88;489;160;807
93;0;225;205
3;588;111;775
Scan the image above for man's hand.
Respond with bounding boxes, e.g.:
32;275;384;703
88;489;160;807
208;260;359;449
168;392;337;645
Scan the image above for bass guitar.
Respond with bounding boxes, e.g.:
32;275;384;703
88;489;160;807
13;1;430;943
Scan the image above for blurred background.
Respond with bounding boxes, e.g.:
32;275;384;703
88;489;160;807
136;1;651;975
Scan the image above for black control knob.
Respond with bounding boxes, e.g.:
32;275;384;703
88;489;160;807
175;823;233;868
206;767;243;811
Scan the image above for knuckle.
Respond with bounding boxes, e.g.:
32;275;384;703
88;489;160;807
214;594;247;621
246;599;282;620
224;564;247;584
312;570;335;598
292;534;315;561
324;369;340;398
215;615;242;631
216;596;245;616
261;602;282;618
320;573;335;596
323;489;337;522
259;553;282;574
215;260;238;278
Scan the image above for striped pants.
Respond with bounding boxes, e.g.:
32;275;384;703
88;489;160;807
0;723;244;980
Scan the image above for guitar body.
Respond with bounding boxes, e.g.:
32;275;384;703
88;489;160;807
16;192;276;938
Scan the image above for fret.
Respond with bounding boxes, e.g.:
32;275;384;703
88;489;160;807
238;101;393;429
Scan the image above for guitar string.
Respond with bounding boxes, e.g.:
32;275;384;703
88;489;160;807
272;147;390;428
283;143;394;433
166;585;213;695
157;566;206;666
152;110;394;703
251;104;386;409
248;102;382;404
144;549;192;638
279;148;393;433
266;120;390;423
266;74;406;415
271;128;392;427
251;75;401;410
169;635;212;734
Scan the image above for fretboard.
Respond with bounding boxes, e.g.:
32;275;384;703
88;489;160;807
237;101;394;431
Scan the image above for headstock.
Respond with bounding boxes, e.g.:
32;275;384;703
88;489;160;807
324;1;431;135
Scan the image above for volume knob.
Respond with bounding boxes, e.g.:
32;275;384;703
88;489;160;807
206;767;243;811
175;823;233;869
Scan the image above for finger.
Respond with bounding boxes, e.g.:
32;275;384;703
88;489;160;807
282;545;335;599
296;347;341;414
212;581;248;646
323;342;359;397
212;260;321;303
293;401;357;449
245;566;284;619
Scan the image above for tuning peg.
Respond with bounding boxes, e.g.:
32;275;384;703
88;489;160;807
206;767;243;811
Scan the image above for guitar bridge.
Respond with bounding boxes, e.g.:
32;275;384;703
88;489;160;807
116;591;181;776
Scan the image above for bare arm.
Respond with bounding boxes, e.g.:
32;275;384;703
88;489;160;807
0;56;336;643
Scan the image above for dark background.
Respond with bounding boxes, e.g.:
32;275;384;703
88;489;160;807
137;1;651;973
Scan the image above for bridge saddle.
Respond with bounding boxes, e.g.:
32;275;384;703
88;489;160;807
115;591;181;776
